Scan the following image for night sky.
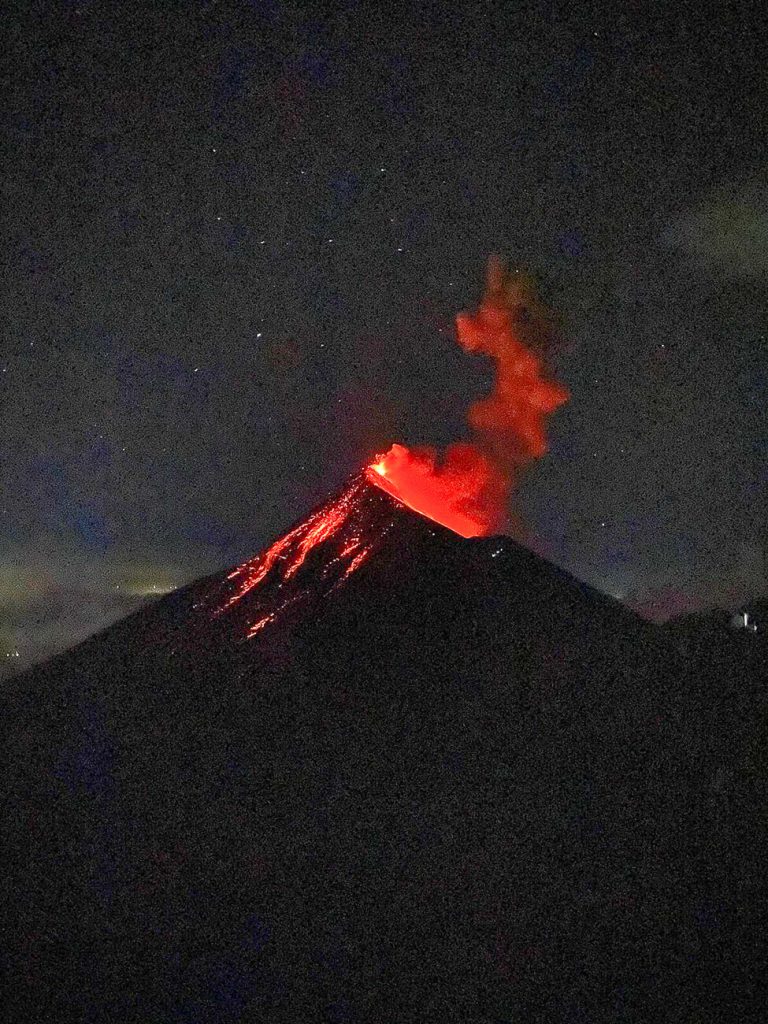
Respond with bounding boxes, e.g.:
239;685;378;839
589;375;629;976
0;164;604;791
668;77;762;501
3;0;767;673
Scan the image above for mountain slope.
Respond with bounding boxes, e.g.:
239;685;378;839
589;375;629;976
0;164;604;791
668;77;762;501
4;475;764;1022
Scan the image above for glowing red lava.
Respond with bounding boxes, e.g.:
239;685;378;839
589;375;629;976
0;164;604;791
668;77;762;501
214;476;382;638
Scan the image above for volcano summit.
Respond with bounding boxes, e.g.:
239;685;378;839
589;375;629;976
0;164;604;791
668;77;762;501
4;470;764;1022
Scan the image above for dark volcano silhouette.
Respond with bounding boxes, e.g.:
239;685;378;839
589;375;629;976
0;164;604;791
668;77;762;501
4;474;764;1022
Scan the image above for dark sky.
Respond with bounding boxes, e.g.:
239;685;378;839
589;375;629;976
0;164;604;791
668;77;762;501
2;0;767;671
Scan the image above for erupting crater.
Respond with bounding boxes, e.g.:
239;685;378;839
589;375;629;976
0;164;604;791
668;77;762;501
208;255;569;640
206;452;496;643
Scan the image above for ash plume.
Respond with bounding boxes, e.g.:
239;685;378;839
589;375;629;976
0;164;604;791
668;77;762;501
456;254;569;496
371;257;569;536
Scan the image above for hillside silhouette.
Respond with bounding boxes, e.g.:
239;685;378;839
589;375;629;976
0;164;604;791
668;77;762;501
4;475;765;1022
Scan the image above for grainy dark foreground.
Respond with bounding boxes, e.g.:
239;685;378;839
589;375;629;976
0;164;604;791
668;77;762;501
4;477;765;1022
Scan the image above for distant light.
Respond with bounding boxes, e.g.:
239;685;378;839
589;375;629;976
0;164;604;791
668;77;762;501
731;611;758;633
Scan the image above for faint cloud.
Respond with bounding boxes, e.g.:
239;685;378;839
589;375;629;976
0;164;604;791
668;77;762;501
0;587;146;678
664;180;768;282
0;547;204;677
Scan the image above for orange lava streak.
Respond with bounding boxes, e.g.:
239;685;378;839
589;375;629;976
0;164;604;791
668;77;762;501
215;477;376;636
220;526;302;611
342;546;373;579
283;501;349;580
339;539;362;557
247;613;276;637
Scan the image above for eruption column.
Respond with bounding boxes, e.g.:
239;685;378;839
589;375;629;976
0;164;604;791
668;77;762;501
367;256;569;536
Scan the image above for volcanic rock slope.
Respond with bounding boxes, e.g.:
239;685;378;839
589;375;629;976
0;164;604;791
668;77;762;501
4;474;764;1022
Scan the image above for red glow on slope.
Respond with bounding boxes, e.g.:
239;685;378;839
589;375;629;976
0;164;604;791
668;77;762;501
283;501;349;580
343;545;373;579
213;476;390;638
367;256;569;537
248;613;276;636
221;486;365;613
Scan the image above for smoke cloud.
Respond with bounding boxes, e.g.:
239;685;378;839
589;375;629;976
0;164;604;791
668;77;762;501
369;256;569;536
457;254;569;481
664;180;768;282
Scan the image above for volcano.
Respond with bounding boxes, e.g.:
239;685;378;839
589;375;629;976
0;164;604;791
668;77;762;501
4;470;764;1023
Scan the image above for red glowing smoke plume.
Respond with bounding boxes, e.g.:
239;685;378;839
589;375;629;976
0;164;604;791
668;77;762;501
368;256;569;536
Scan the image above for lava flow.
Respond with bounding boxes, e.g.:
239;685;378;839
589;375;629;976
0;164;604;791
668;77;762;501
212;474;392;638
366;256;569;537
